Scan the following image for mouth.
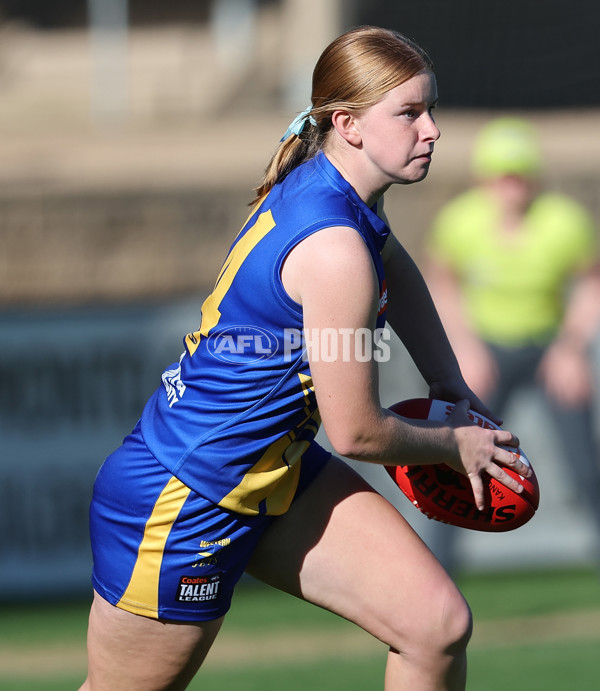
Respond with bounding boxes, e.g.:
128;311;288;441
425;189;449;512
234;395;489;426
415;151;433;163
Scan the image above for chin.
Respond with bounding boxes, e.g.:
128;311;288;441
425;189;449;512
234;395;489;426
398;159;432;185
399;169;430;185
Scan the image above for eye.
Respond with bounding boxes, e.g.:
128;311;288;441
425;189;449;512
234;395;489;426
403;109;417;119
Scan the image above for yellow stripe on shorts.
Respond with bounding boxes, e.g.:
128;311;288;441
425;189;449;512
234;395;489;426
117;476;191;618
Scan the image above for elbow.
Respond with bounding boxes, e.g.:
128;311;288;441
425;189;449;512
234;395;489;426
320;404;391;461
326;427;379;461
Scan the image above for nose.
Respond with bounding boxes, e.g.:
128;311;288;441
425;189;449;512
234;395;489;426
422;112;441;142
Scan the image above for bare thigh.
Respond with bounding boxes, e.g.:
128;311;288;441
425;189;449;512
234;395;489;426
247;456;466;650
80;591;224;691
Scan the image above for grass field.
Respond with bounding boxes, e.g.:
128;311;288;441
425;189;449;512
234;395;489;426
1;567;599;690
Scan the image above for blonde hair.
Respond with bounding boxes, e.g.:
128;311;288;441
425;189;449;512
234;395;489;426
251;26;434;204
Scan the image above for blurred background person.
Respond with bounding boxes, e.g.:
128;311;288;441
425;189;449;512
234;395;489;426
425;117;600;571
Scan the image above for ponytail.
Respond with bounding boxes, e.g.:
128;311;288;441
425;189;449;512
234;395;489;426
251;110;325;204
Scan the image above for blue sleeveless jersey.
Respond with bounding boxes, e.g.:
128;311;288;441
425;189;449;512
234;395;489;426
140;152;390;515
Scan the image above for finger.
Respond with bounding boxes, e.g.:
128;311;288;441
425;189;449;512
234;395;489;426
448;399;470;414
494;430;520;449
467;472;486;511
487;459;525;494
448;399;471;423
498;446;532;478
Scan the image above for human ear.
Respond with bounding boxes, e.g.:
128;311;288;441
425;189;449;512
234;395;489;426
331;110;362;146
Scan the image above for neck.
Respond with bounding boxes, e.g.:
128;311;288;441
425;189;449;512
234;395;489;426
323;148;388;207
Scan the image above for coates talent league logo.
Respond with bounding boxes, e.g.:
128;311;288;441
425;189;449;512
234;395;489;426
206;325;279;364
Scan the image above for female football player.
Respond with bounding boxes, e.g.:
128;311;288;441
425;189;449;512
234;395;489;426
80;26;529;690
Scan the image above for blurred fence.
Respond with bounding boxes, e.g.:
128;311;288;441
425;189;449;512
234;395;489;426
0;299;194;597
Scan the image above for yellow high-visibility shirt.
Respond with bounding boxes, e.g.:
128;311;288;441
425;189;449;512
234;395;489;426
428;188;596;346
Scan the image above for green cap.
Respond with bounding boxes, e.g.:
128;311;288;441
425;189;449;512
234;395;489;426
471;117;542;179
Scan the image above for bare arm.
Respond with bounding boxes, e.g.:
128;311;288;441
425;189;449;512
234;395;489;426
282;225;528;509
381;231;461;386
538;263;600;405
423;253;500;400
381;230;500;414
555;263;600;349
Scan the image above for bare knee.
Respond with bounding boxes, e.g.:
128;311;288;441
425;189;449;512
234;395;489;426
383;587;471;690
386;580;472;664
418;589;473;656
438;587;473;654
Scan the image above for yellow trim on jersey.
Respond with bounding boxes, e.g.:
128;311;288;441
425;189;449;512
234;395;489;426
219;417;320;516
185;210;276;356
117;476;191;618
218;373;320;515
298;373;317;424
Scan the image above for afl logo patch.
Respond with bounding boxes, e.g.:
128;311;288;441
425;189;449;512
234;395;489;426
206;325;279;364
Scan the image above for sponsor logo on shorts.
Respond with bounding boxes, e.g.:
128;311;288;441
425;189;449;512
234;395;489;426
192;538;231;568
176;574;222;603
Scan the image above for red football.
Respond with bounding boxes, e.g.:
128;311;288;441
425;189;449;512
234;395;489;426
384;398;539;532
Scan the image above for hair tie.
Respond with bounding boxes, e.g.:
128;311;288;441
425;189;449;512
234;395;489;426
280;106;317;142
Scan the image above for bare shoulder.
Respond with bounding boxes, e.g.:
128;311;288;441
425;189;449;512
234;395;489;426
282;226;377;305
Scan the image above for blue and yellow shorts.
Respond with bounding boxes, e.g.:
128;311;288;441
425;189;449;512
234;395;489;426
90;423;330;622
